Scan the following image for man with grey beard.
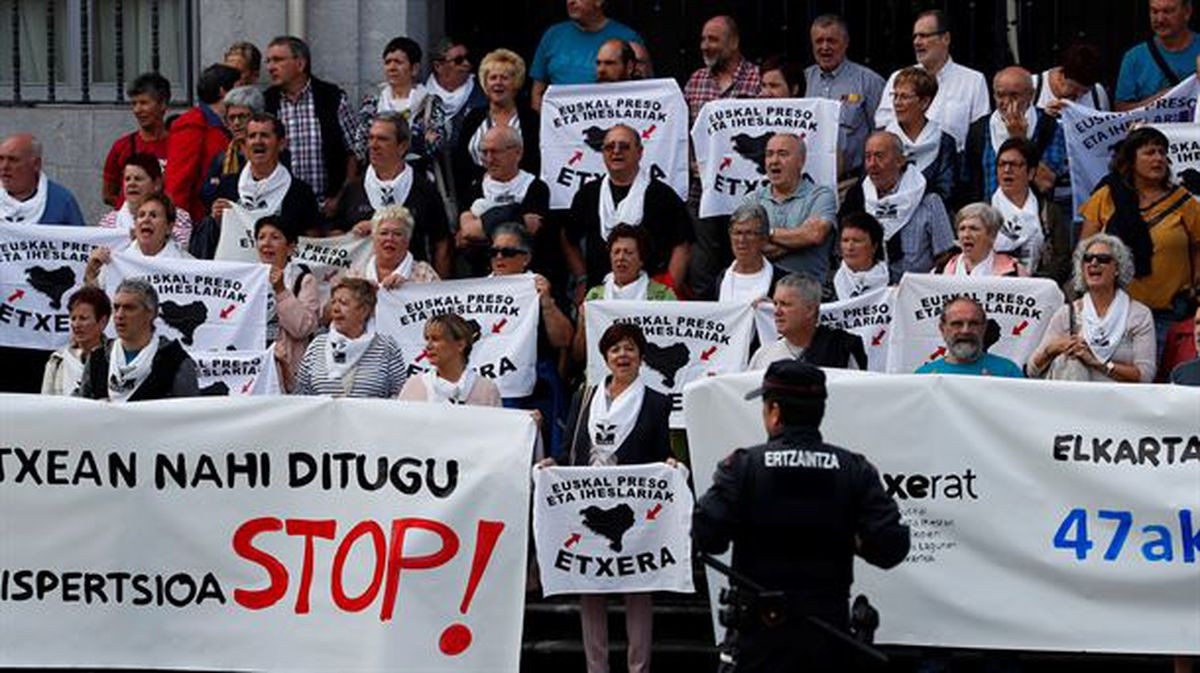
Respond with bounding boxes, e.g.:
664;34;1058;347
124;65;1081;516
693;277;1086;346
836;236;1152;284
916;296;1024;377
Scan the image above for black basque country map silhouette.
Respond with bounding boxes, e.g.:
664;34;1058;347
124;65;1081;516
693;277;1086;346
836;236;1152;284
159;300;207;346
580;504;636;552
25;266;75;309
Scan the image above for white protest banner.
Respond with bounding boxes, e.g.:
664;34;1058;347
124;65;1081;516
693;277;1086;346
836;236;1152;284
0;395;536;671
375;275;539;397
886;274;1062;373
540;78;689;209
684;371;1200;653
1152;121;1200;200
0;224;130;349
532;464;694;596
584;300;753;427
819;286;894;372
1061;75;1199;214
754;301;778;347
691;98;841;218
192;349;281;396
104;254;270;351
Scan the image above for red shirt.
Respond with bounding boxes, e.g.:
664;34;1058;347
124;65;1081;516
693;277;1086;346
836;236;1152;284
103;131;169;208
165;104;230;223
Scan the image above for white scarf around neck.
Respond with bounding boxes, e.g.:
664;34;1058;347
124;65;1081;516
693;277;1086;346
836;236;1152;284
833;261;890;300
863;166;926;241
427;74;475;119
988;105;1039;153
364;251;415;284
364;164;413;211
0;172;48;224
603;271;649;300
719;257;773;303
114;202;137;232
587;376;646;463
1082;290;1130;365
377;83;427;117
886;117;943;172
423;367;478;405
991;187;1044;272
106;336;159;402
598;170;650;244
953;250;995;277
59;346;89;396
238;162;292;215
127;238;185;260
471;170;535;216
325;326;375;384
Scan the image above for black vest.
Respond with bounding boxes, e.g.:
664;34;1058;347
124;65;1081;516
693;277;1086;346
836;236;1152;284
85;338;190;401
801;325;868;370
265;76;350;197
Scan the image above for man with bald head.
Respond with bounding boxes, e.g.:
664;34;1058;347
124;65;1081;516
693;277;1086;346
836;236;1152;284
960;66;1066;207
595;38;637;82
840;131;955;282
567;124;693;291
529;0;643;110
0;133;85;227
746;133;837;281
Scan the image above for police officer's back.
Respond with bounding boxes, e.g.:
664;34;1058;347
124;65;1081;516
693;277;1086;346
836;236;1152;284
693;361;910;671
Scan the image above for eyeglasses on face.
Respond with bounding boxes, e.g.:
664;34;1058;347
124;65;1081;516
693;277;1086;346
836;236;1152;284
439;55;470;65
602;141;634;153
1082;253;1114;265
490;246;527;258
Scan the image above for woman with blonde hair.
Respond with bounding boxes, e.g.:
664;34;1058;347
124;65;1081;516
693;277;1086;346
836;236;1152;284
397;313;500;405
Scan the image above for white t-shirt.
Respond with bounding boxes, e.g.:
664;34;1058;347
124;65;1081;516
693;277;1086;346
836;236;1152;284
1032;69;1110;112
876;57;991;151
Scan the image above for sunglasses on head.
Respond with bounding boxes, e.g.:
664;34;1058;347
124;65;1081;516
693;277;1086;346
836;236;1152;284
490;246;526;258
1082;253;1114;265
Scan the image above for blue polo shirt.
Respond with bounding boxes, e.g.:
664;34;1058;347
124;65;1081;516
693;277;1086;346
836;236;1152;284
1115;32;1200;103
530;19;642;85
916;353;1024;378
749;179;837;281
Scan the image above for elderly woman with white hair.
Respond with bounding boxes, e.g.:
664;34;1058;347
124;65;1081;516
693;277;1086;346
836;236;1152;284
715;202;786;303
940;202;1028;277
349;204;440;288
1025;233;1156;382
202;85;266;208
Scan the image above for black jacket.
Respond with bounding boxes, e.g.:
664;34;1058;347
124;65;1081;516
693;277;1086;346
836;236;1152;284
452;105;541;210
333;169;451;264
189;172;322;259
562;383;673;467
958;110;1059;208
76;337;199;401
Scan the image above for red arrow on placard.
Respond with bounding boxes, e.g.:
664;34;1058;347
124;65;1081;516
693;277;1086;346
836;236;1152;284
6;289;24;302
240;379;254;394
928;346;946;361
415;349;429;362
700;346;717;361
568;150;583;165
1012;320;1030;336
871;329;886;347
219;304;237;319
647;503;663;520
564;532;581;548
719;156;733;171
641;124;657;140
492;317;508;334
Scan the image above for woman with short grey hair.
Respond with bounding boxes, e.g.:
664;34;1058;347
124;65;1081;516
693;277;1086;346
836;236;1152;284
348;205;439;289
941;202;1028;276
203;85;267;204
1026;234;1155;382
715;202;782;303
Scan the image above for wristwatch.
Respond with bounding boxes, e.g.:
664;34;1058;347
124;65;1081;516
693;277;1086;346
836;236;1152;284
1104;361;1115;377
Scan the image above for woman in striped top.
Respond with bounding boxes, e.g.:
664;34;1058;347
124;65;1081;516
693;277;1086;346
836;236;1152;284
293;278;408;398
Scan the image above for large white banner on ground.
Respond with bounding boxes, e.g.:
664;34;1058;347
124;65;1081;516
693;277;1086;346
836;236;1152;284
104;253;270;351
0;223;129;349
886;274;1062;373
1061;75;1199;215
0;395;536;671
819;286;895;372
374;275;540;397
684;371;1200;653
1152;121;1200;200
192;349;281;396
532;464;694;596
691;98;841;218
584;300;754;427
540;78;689;209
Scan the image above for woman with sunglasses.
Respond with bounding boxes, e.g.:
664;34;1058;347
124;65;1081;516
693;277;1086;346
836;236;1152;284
1026;234;1155;382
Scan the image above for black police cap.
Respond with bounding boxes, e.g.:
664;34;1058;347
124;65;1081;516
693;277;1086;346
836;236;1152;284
744;360;827;402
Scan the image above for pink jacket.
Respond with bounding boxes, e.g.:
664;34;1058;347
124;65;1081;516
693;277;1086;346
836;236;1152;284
397;374;502;406
941;252;1028;277
274;273;320;392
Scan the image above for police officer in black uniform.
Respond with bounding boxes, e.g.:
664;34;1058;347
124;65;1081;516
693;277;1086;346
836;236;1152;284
693;360;910;672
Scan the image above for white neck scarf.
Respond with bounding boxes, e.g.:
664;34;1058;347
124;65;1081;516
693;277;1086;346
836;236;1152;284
603;271;649;300
1082;290;1130;365
364;251;414;284
106;336;159;402
886;117;943;172
991;187;1044;272
364;164;413;211
863;166;926;241
114;203;137;231
60;346;89;395
426;74;475;119
988;105;1039;153
598;170;650;244
377;83;427;116
325;326;375;383
423;368;478;405
954;250;995;277
587;377;646;463
469;114;520;167
471;170;535;216
0;172;49;224
833;261;890;300
719;257;773;303
127;238;185;259
238;162;292;215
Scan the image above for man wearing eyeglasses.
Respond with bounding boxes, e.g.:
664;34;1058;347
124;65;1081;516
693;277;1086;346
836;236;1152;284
916;296;1023;377
875;9;990;152
566;125;693;296
427;38;488;149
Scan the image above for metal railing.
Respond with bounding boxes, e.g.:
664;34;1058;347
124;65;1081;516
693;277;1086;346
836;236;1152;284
2;0;195;106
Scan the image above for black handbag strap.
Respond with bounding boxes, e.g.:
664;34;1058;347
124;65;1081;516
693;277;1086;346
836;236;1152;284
1146;37;1183;87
